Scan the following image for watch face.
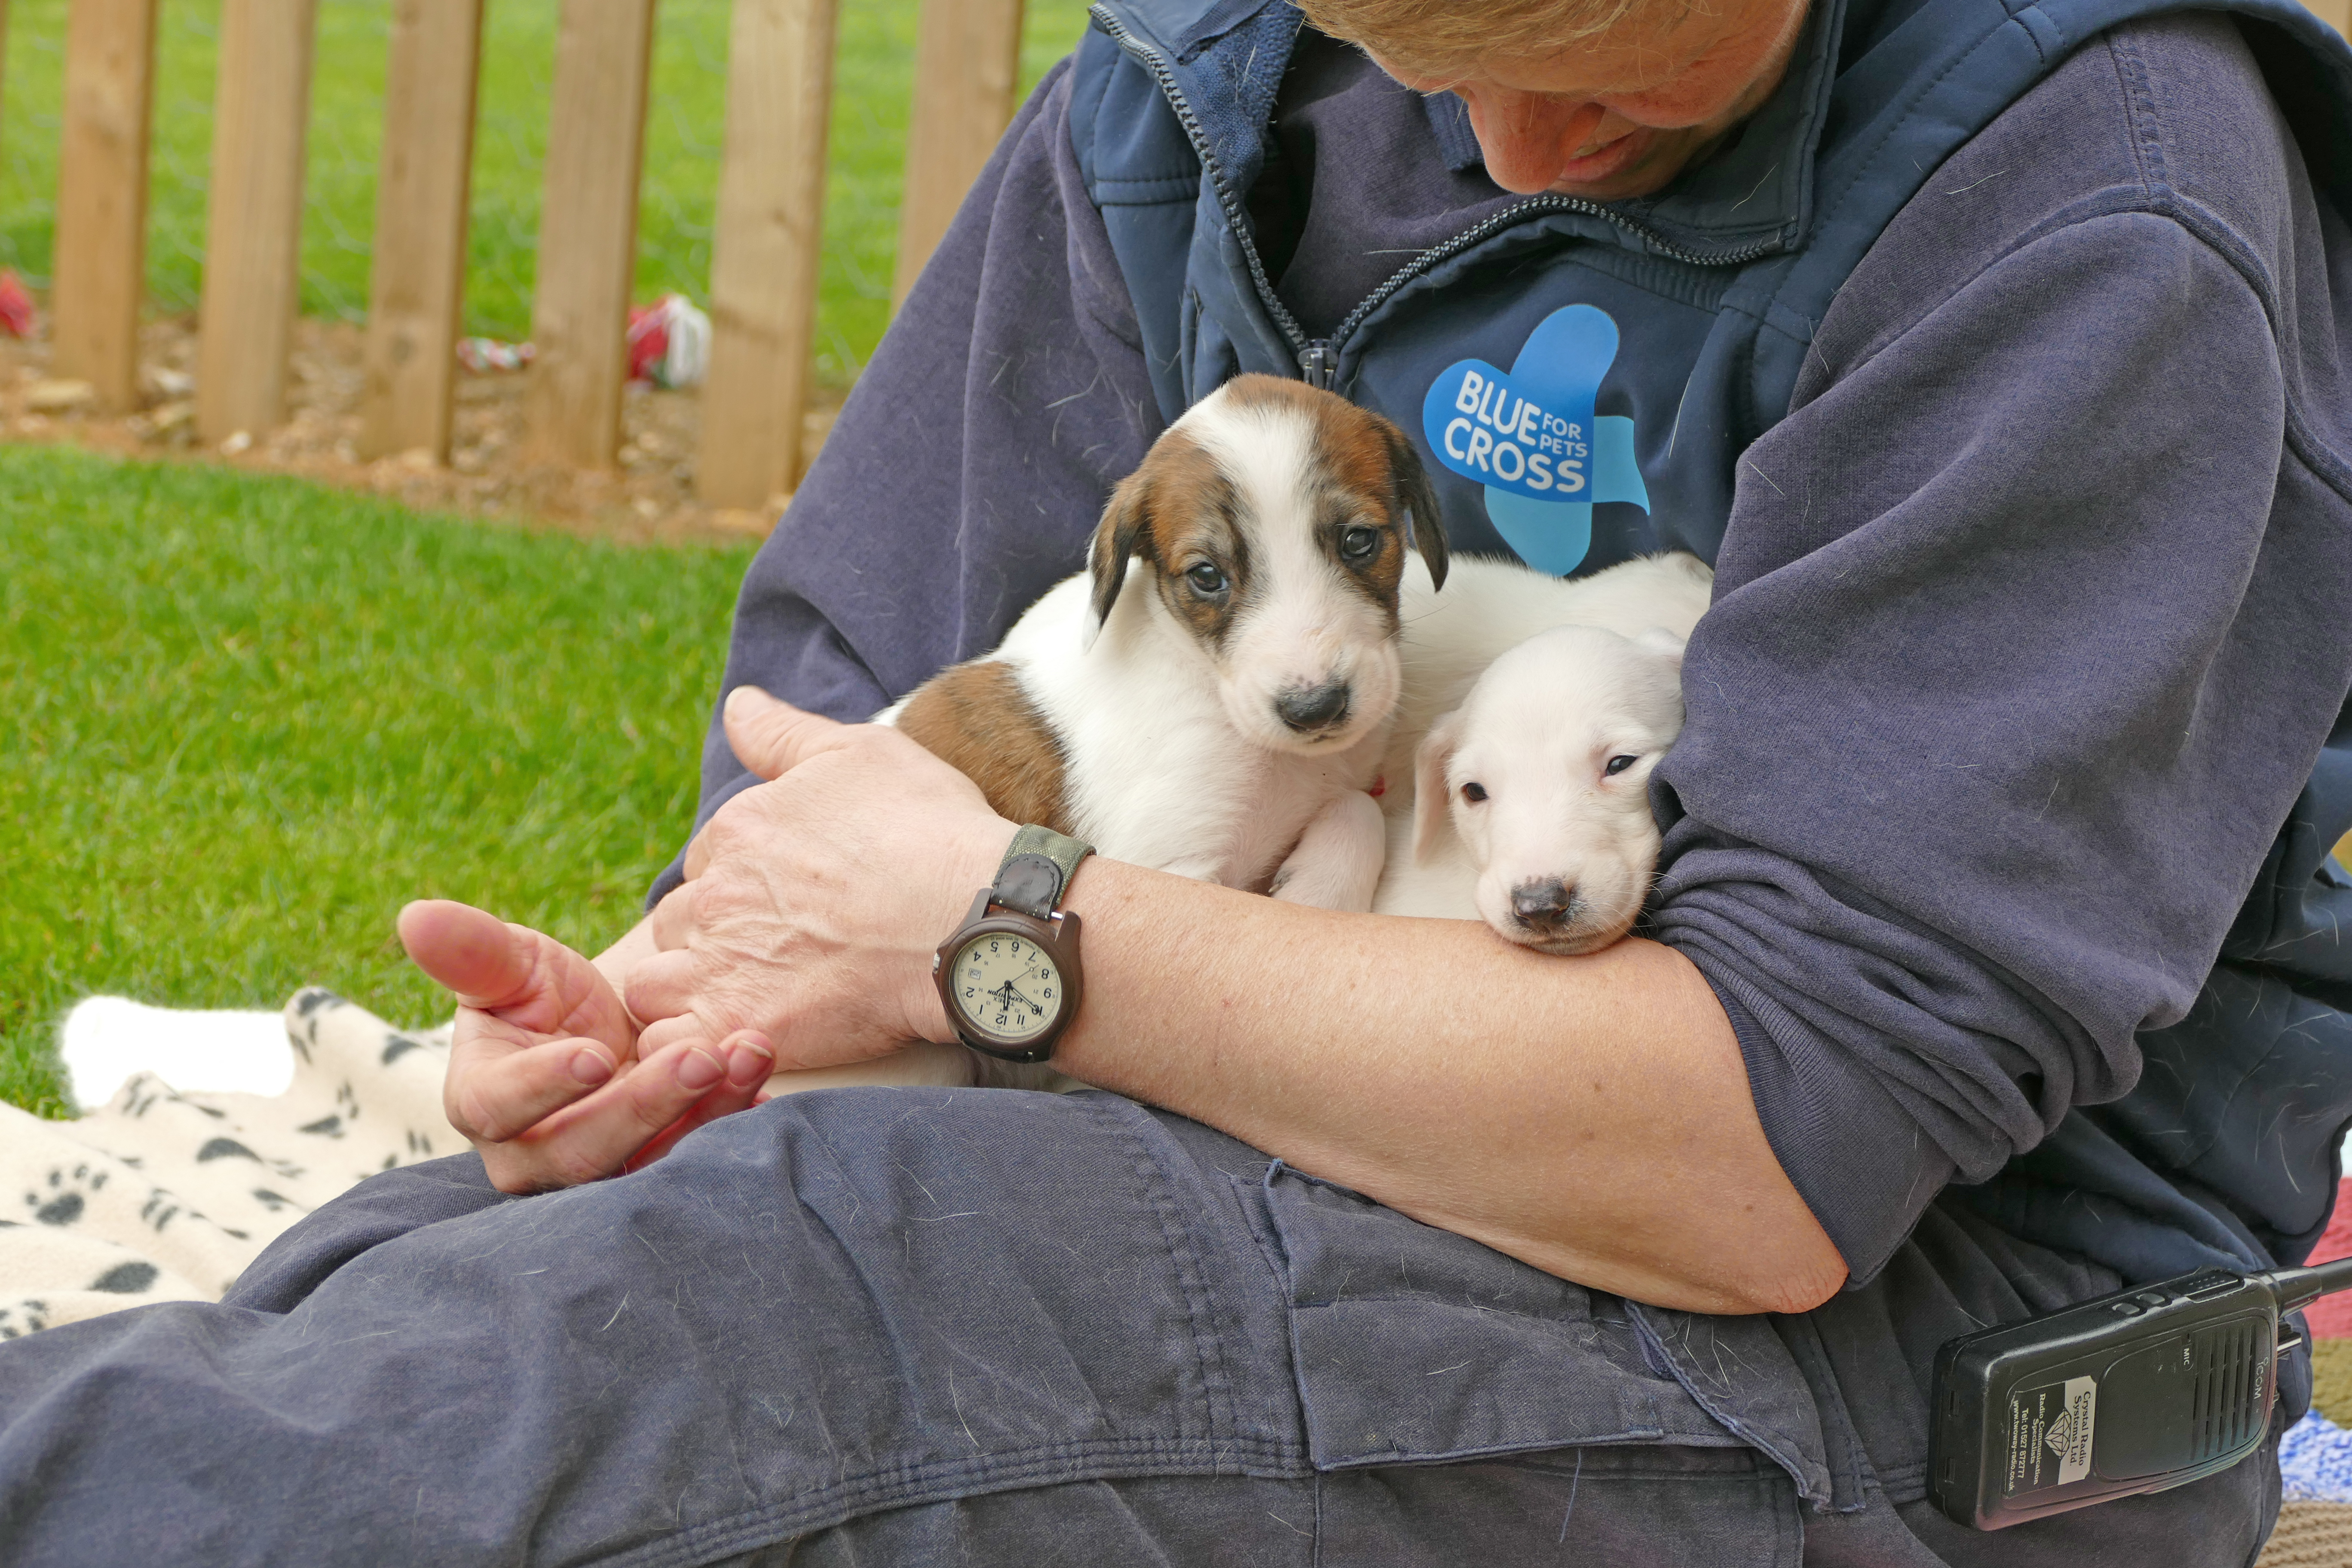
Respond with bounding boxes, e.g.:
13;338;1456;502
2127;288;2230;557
949;930;1064;1043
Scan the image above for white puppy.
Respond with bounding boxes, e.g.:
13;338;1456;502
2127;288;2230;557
1381;549;1711;786
1379;624;1690;953
1370;551;1710;952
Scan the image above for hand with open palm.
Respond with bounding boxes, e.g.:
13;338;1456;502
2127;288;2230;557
396;900;775;1191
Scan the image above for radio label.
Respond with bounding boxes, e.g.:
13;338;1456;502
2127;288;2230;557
2007;1375;2097;1493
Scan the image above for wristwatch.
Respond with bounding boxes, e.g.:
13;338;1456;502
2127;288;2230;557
933;825;1093;1063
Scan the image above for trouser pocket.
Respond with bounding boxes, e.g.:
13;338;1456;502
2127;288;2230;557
1255;1160;1828;1564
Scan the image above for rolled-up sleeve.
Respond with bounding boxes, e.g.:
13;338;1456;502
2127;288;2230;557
1651;212;2351;1282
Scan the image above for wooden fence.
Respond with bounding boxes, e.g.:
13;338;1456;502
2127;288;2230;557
32;0;2352;513
36;0;1029;511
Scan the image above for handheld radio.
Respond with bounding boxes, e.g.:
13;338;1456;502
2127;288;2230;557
1929;1256;2352;1529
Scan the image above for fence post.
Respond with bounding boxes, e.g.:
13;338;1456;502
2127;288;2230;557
696;0;839;511
524;0;656;471
196;0;319;446
52;0;159;412
890;0;1023;308
358;0;485;462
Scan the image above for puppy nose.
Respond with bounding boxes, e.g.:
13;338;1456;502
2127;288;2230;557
1510;879;1578;932
1275;681;1352;733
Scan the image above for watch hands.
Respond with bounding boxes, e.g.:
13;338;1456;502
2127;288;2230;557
987;979;1044;1013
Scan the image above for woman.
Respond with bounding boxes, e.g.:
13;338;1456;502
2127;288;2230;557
6;0;2351;1559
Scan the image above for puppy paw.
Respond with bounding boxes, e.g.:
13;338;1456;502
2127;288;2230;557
1270;789;1387;911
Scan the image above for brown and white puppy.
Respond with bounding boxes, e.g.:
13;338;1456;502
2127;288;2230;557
887;373;1446;910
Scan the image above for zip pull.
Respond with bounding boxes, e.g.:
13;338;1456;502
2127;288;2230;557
1298;341;1335;389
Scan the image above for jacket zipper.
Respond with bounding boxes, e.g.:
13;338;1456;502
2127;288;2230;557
1088;4;1785;392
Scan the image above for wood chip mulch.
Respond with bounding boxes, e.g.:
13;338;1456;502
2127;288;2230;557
0;314;843;547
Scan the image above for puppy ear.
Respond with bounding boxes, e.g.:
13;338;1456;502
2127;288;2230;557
1381;423;1449;593
1411;709;1464;866
1631;626;1687;668
1084;473;1149;650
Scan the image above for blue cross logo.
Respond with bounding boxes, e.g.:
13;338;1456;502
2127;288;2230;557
1421;304;1650;576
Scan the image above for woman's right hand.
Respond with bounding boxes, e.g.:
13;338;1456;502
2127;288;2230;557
398;899;775;1191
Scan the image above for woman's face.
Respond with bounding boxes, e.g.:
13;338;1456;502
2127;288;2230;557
1367;0;1815;201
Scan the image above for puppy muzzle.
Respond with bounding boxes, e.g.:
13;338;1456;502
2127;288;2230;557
1509;878;1579;933
1503;877;1628;956
1273;680;1353;738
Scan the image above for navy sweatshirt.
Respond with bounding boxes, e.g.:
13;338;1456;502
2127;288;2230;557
659;10;2352;1301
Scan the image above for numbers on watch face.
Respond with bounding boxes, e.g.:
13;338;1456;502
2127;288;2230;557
954;932;1061;1040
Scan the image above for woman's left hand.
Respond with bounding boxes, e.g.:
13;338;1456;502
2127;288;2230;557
627;686;1015;1067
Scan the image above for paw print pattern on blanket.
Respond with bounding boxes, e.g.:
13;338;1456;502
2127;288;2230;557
0;989;462;1335
21;1161;109;1228
0;1139;246;1329
17;1158;242;1245
0;1265;167;1340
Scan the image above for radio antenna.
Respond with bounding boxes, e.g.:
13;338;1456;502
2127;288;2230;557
2260;1256;2352;1315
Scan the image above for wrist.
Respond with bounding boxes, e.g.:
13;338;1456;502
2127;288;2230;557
947;815;1020;916
909;814;1020;1042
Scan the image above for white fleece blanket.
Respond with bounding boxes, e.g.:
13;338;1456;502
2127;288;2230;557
0;989;460;1338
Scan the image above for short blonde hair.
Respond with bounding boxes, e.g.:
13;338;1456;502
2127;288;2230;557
1293;0;1694;76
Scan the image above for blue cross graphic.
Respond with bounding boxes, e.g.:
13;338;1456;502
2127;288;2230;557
1420;304;1650;576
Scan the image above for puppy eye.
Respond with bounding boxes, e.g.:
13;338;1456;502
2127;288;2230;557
1461;782;1488;803
1185;562;1228;597
1338;526;1380;561
1604;755;1640;776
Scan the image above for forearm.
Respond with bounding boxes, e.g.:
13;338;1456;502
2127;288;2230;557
632;701;1844;1310
1048;858;1849;1315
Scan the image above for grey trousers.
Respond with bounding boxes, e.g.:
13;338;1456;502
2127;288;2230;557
0;1087;2279;1566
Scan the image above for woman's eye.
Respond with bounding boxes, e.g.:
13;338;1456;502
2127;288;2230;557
1339;526;1379;561
1186;562;1227;596
1461;781;1488;803
1605;755;1639;776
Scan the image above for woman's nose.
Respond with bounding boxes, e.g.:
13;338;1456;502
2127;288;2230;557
1466;90;1613;193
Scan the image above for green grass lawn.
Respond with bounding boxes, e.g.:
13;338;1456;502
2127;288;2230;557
0;0;1090;386
0;445;755;1118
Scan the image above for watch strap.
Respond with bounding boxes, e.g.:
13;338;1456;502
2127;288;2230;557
991;825;1093;919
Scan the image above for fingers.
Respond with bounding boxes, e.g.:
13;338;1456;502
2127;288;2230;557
622;948;697;1026
480;1030;776;1193
722;685;849;783
414;906;638;1053
632;1011;710;1062
399;900;533;1008
649;879;697;952
621;1031;777;1173
445;1027;625;1145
